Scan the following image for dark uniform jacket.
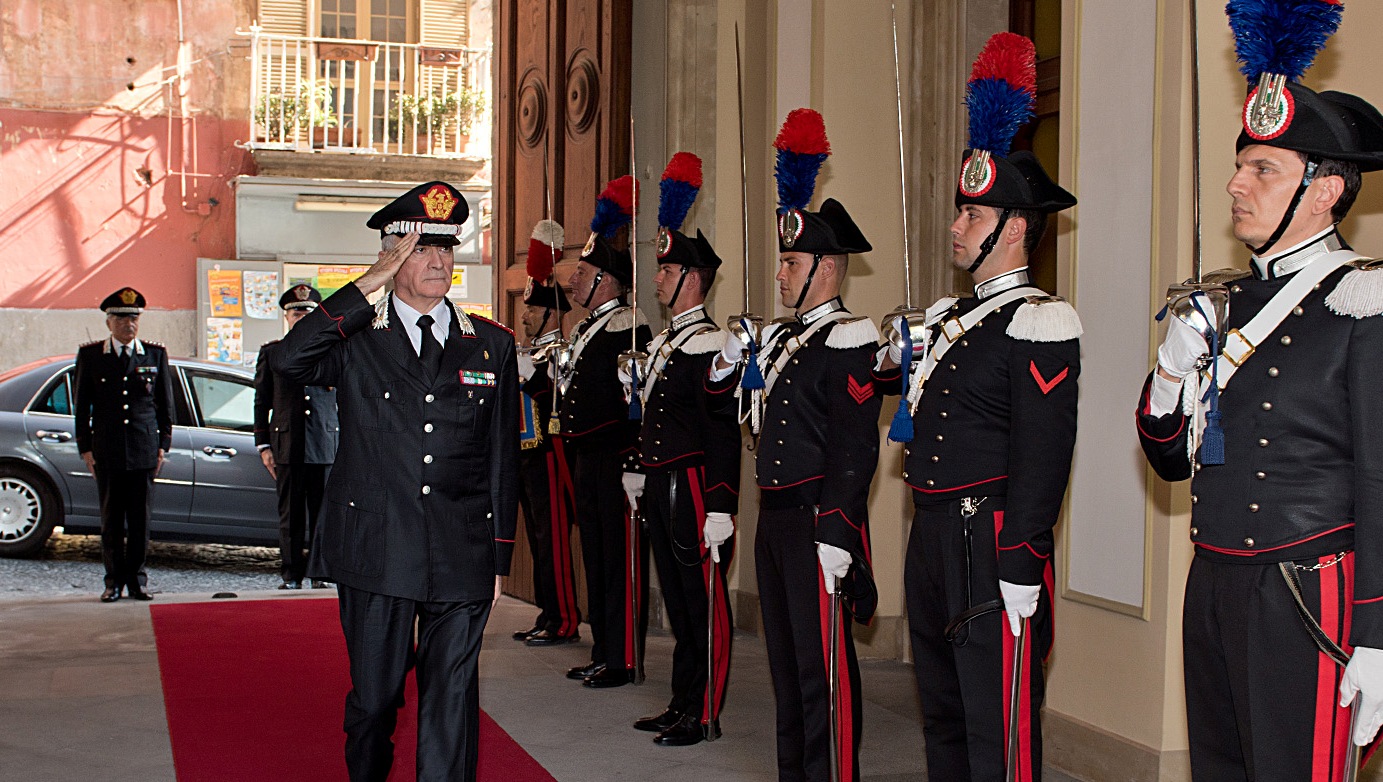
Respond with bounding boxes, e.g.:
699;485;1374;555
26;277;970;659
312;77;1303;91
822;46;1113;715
556;299;651;460
271;283;519;603
707;300;882;618
74;338;174;471
875;291;1081;586
1135;238;1383;647
254;340;339;465
637;308;741;514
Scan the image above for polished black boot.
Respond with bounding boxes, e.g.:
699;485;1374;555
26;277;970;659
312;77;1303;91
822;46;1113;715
566;661;605;681
654;713;716;746
633;708;682;732
525;630;580;646
582;666;635;689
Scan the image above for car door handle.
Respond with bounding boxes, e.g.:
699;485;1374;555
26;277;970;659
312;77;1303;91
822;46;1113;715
202;446;238;458
36;430;73;442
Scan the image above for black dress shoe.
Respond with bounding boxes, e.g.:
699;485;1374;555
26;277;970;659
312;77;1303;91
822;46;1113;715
566;662;605;681
99;586;121;603
525;630;580;647
278;580;302;590
311;579;331;589
513;625;542;641
633;708;683;732
582;667;635;688
654;713;715;746
126;586;154;601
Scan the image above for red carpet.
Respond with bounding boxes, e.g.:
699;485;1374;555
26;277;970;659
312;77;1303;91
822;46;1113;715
150;598;555;781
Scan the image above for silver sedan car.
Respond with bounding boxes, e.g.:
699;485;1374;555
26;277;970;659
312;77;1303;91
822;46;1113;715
0;355;278;557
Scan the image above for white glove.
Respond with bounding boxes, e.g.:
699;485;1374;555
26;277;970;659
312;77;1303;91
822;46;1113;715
704;512;734;563
999;580;1040;637
817;543;852;595
886;342;903;365
621;472;645;501
1157;312;1209;380
720;329;748;366
517;351;536;381
1341;646;1383;746
617;361;634;386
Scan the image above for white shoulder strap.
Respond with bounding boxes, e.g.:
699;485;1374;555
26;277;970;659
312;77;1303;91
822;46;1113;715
1212;250;1360;390
902;287;1043;412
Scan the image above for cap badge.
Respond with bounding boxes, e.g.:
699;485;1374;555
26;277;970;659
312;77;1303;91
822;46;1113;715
656;227;674;258
778;208;805;248
294;285;311;301
581;232;598;258
418;184;458;220
523;278;536;299
120;288;138;305
959;150;996;198
1243;75;1294;141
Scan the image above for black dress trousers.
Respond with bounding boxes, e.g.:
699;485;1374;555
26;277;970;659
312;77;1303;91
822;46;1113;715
570;443;647;671
94;466;153;590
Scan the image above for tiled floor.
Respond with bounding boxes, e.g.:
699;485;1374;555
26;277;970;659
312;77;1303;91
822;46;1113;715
0;591;1082;781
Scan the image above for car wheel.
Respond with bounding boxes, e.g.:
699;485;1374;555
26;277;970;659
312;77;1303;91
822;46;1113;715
0;464;59;558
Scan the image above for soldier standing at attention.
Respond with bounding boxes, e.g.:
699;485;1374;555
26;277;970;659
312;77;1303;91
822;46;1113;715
74;287;174;603
875;33;1080;781
1136;3;1383;775
709;109;882;782
625;152;740;746
254;284;340;590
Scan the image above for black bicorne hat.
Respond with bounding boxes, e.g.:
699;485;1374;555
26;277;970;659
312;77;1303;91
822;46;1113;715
777;198;873;255
1236;83;1383;172
954;150;1077;213
523;278;570;311
366;180;470;247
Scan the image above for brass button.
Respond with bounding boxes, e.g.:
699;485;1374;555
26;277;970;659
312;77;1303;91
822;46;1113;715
1244;537;1255;547
1293;306;1304;316
422;485;431;495
940;411;948;419
305;394;311;400
774;460;781;465
425;423;434;433
305;409;311;415
903;471;909;478
1280;335;1292;346
424;455;433;464
122;390;128;395
960;340;968;347
1258;438;1269;447
942;389;951;395
772;479;780;485
1191;494;1198;504
479;399;485;405
1261;402;1272;411
123;419;130;424
935;435;944;442
1190;527;1198;536
1248;503;1260;512
384;391;390;399
1231;285;1243;293
949;364;957;371
780;419;787;426
931;455;940;462
425;394;434;402
777;440;784;445
786;379;792;384
1268;367;1279;377
926;480;935;487
123;404;128;410
1256;471;1266;480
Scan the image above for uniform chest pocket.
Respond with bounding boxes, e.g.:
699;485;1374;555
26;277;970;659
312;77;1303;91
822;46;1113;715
455;380;495;438
363;388;404;433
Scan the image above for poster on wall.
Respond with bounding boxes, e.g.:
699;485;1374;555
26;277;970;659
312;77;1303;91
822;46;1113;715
243;271;279;319
451;267;468;298
208;270;244;317
206;317;243;364
461;303;493;320
314;265;372;297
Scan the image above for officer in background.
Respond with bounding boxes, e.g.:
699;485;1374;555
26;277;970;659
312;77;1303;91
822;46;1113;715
625;152;740;746
74;287;174;603
1136;5;1383;774
254;284;339;590
557;175;653;688
272;181;518;781
709;109;882;782
513;219;582;646
874;32;1080;780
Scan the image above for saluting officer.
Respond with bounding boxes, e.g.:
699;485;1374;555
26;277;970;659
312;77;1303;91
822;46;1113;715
74;287;174;603
557;176;653;688
709;109;882;782
272;181;519;781
874;32;1080;781
513;219;582;646
254;284;339;590
1136;5;1383;775
625;152;740;746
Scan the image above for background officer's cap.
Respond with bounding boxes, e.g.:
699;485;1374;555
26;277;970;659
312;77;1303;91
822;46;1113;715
279;284;322;311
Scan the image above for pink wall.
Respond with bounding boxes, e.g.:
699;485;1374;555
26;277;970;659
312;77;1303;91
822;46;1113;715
0;109;254;311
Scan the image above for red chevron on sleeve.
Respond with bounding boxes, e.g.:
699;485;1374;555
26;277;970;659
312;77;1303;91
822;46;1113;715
846;374;874;405
1029;360;1069;395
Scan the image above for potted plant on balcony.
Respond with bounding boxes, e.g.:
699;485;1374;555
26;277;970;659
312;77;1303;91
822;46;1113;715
254;81;339;146
391;87;486;154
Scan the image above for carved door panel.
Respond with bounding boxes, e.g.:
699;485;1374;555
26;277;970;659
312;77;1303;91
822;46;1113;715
495;0;631;607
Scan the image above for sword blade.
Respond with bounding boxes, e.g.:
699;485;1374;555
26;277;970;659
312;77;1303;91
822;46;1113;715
735;23;751;314
1006;617;1029;782
891;3;913;307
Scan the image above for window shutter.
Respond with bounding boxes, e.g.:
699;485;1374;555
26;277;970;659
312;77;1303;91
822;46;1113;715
257;0;308;35
420;0;469;47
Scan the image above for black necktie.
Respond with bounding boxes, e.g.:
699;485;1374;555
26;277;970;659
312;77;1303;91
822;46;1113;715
417;314;443;381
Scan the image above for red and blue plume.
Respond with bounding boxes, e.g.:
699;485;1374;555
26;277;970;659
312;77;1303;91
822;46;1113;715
658;152;703;231
589;175;638;240
1227;0;1343;84
773;108;830;213
965;32;1036;157
526;219;564;281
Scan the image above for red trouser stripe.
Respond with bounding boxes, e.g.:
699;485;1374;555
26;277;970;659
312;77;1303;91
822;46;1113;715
1312;553;1354;781
818;572;856;782
689;467;733;725
623;493;640;670
995;510;1032;781
546;447;579;636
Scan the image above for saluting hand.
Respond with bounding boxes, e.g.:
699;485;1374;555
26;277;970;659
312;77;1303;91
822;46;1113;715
354;232;421;296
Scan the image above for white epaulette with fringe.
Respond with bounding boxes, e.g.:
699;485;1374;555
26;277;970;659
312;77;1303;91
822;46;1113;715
1007;295;1083;342
608;306;650;332
825;315;880;349
681;329;724;355
1326;258;1383;319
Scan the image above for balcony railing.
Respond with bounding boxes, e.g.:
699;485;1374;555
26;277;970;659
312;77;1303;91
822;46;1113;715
240;26;490;158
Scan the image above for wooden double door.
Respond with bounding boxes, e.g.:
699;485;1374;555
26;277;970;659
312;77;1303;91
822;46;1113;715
494;0;632;609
